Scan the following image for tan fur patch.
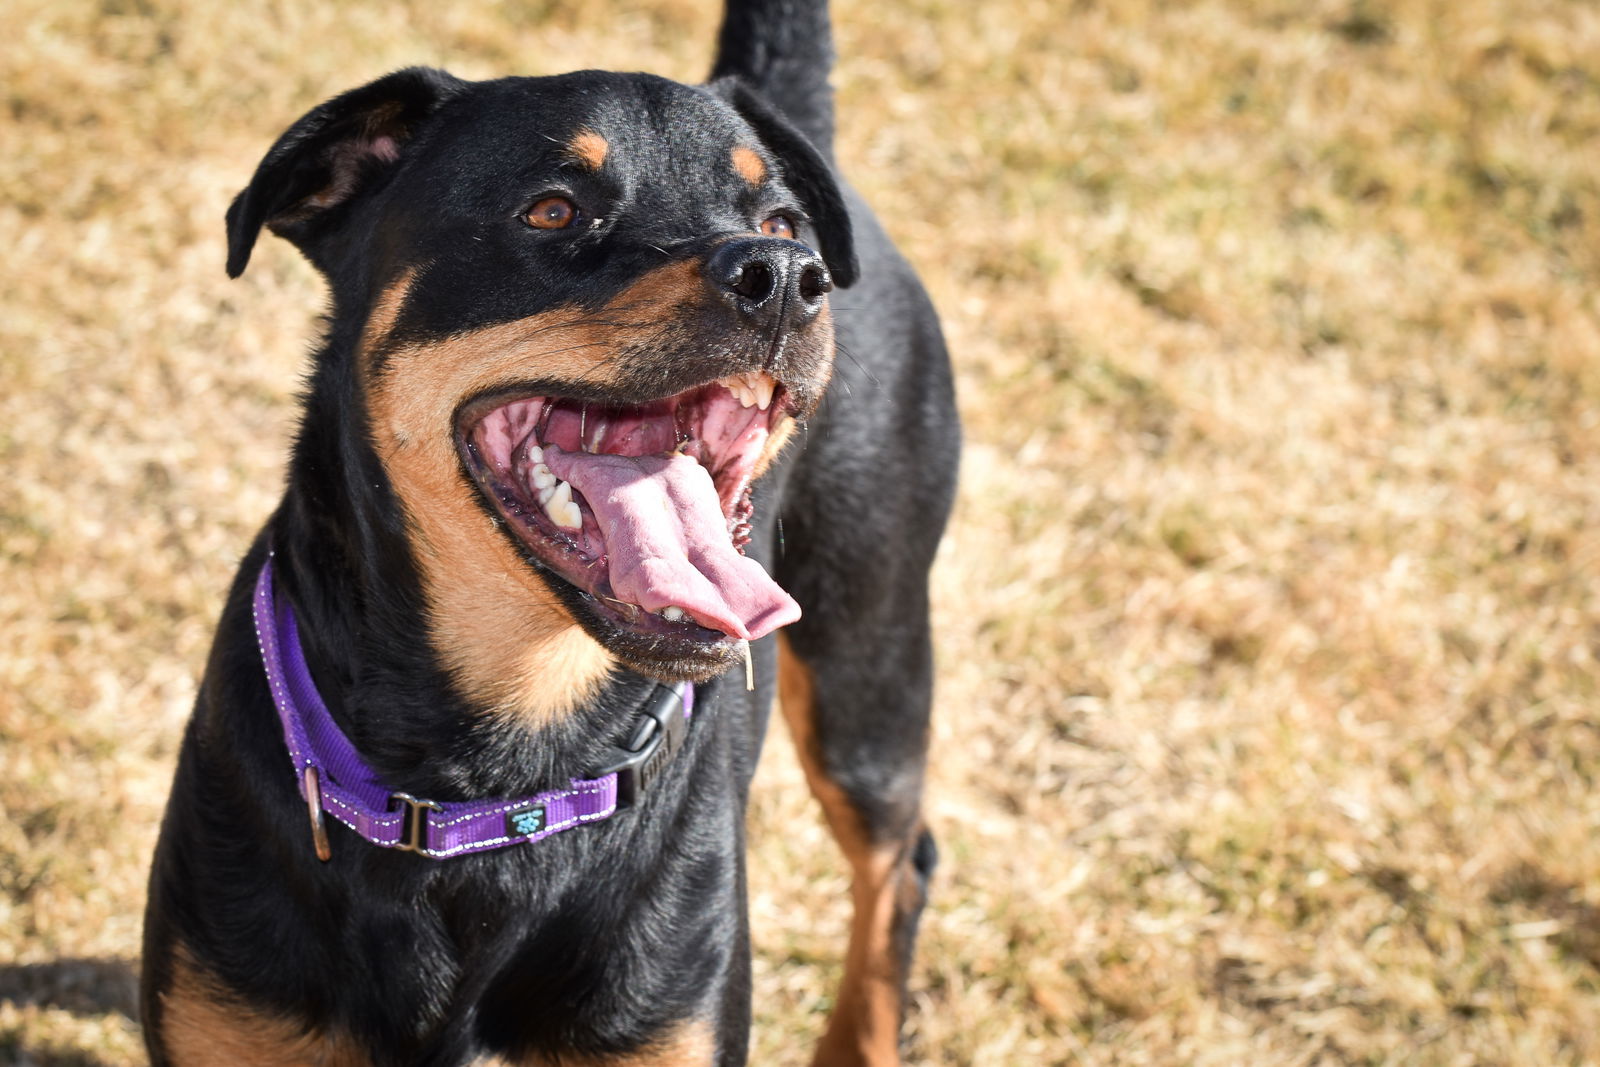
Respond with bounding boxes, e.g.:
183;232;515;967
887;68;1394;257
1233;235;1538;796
730;145;766;186
360;267;417;371
158;945;368;1066
568;129;609;171
363;262;705;724
475;1018;714;1066
778;638;908;1067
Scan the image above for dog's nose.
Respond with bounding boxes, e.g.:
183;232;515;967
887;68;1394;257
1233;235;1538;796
705;238;832;332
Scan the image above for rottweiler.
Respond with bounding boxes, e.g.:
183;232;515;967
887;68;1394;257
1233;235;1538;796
140;0;958;1063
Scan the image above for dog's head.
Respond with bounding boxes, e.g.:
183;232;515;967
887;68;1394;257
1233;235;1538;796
227;68;854;703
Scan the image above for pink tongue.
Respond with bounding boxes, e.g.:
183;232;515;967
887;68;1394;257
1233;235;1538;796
543;446;800;641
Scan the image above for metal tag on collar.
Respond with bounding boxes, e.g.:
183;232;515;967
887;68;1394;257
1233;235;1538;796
389;792;442;853
590;683;691;810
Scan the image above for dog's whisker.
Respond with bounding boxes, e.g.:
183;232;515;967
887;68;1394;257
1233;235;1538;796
831;341;880;388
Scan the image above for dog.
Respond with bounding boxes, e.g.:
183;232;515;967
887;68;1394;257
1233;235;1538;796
140;1;958;1063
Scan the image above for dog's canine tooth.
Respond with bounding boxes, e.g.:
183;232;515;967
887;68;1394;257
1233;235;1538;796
751;374;774;411
660;606;686;622
582;416;609;454
722;371;773;411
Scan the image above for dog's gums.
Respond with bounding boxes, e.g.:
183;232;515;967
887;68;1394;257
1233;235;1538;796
461;372;801;644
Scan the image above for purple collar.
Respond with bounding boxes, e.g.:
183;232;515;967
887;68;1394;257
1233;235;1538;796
252;555;693;861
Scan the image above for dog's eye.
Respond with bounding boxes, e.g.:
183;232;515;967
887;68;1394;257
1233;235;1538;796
758;214;795;239
523;197;579;230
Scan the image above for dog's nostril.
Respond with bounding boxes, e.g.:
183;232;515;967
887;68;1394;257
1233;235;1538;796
729;260;776;303
798;263;831;303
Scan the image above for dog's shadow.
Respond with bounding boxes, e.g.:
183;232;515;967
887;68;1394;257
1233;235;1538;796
0;957;138;1066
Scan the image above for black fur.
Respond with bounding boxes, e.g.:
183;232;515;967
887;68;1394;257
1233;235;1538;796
712;0;839;159
142;2;957;1064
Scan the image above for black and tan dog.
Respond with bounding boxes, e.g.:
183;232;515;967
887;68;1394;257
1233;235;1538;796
140;1;957;1063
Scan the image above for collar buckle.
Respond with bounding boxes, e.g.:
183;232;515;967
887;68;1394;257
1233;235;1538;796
389;792;442;853
589;684;691;810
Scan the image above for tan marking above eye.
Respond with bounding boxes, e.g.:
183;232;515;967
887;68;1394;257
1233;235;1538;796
525;196;578;230
568;129;609;170
731;145;766;185
759;215;795;239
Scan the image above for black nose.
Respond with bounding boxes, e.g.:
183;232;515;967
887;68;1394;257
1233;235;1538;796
705;238;832;332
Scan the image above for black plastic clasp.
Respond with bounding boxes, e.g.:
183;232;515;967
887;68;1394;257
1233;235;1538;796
589;684;692;810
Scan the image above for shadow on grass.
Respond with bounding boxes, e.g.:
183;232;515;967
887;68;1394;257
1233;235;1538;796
0;1043;120;1067
0;957;138;1066
0;958;138;1021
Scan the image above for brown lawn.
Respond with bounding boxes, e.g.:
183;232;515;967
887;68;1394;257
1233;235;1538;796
2;0;1598;1063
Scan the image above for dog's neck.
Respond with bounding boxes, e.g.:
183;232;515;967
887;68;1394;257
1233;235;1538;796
264;528;676;801
306;338;615;686
265;398;641;800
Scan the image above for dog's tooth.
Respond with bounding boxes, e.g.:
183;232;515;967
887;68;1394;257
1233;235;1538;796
528;444;544;463
751;375;775;410
544;480;580;528
660;606;686;622
531;462;556;491
552;500;582;529
582;418;606;453
541;479;570;512
720;375;755;408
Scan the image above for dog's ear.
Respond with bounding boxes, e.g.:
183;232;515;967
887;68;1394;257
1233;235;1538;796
225;67;467;278
712;78;858;289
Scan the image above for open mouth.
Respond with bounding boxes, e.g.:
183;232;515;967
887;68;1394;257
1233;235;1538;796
458;372;800;649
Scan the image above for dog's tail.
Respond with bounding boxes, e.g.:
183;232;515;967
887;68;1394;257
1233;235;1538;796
709;0;837;163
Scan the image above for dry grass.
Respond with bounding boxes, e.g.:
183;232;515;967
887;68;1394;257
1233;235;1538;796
4;0;1599;1063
